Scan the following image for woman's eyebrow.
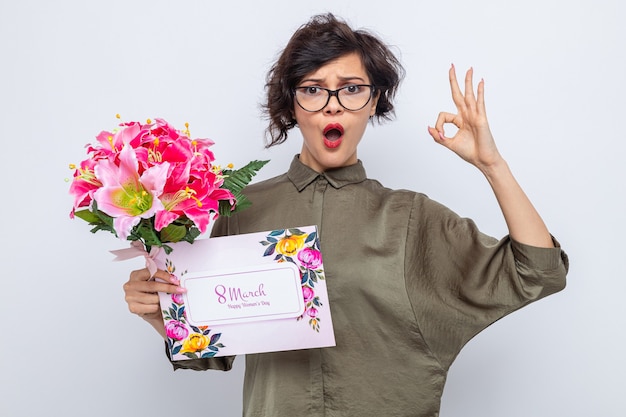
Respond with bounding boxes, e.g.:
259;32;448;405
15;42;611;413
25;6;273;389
299;75;367;84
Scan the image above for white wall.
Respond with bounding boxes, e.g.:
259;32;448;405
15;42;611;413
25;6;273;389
1;0;624;415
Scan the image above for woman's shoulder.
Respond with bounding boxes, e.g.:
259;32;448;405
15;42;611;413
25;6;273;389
244;172;292;192
365;178;461;220
361;178;431;203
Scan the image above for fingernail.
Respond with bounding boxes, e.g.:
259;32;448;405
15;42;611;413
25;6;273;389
438;131;445;140
176;286;187;293
170;275;180;285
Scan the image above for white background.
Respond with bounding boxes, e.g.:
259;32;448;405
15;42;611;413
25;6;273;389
1;0;624;416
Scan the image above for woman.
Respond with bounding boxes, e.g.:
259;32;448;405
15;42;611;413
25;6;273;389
123;13;568;416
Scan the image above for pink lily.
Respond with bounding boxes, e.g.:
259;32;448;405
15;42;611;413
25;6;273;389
184;179;234;232
68;158;103;217
189;139;216;178
93;143;169;239
87;122;148;166
155;171;234;233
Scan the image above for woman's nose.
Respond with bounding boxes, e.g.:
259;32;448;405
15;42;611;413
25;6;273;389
324;92;343;114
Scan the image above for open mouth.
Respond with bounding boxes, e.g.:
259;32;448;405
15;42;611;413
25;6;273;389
323;124;344;149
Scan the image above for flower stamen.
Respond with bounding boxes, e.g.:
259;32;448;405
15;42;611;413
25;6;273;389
75;167;102;187
107;135;117;152
164;186;203;211
127;189;152;213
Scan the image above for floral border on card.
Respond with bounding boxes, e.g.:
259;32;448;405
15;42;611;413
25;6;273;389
260;228;325;332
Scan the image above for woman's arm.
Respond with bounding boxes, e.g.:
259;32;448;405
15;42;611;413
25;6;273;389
427;65;553;248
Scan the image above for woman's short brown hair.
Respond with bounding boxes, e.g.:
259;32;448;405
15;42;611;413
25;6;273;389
263;13;405;147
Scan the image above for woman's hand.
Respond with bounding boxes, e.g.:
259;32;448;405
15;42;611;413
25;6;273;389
428;64;503;173
123;268;186;338
428;65;554;248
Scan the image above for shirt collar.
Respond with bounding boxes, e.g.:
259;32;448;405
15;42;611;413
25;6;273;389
287;155;367;191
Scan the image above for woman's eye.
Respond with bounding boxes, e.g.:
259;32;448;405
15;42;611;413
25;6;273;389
345;85;360;94
305;87;320;95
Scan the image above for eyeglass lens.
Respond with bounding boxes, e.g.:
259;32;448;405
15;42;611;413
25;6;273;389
295;85;373;112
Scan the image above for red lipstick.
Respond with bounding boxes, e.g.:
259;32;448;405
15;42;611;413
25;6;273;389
323;123;344;149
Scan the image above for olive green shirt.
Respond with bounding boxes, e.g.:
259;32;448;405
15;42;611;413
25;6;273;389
170;156;568;417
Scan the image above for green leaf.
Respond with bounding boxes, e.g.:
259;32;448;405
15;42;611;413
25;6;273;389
74;209;100;223
181;227;201;244
219;160;269;217
130;219;162;247
94;210;114;229
89;223;116;235
160;223;187;243
222;160;269;194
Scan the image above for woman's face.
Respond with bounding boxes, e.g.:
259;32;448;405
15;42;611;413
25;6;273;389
294;52;378;173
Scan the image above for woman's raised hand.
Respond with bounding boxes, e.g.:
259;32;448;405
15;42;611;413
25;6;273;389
428;64;503;173
428;65;554;248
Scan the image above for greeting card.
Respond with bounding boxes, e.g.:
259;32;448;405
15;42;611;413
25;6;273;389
155;225;336;360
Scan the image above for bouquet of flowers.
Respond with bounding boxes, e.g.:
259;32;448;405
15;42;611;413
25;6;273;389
69;116;268;255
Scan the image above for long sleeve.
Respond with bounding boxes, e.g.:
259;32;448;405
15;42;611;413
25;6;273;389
404;193;568;370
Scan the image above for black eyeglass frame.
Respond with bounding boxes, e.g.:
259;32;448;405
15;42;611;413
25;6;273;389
293;84;376;112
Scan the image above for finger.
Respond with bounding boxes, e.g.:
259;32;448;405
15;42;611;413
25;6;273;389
129;268;177;284
125;289;160;306
433;111;459;138
153;269;179;284
449;64;465;109
476;77;486;116
124;283;162;316
464;67;477;109
129;268;152;282
123;279;185;296
427;126;441;142
124;280;186;316
127;296;162;316
428;125;451;148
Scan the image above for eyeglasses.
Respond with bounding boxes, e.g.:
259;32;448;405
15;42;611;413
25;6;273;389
294;84;375;112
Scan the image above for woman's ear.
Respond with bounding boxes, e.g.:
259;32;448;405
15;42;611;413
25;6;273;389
369;90;381;117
